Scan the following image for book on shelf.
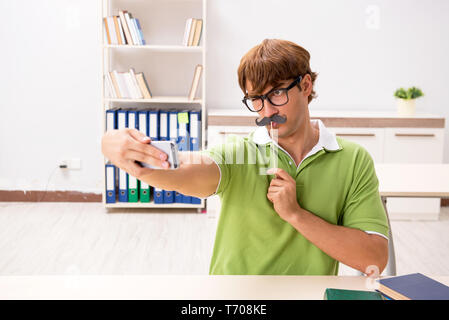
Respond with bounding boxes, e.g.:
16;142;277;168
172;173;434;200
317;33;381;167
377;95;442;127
183;18;203;46
105;69;152;100
192;19;203;47
188;64;203;101
135;73;153;99
377;273;449;300
113;16;124;45
104;10;146;46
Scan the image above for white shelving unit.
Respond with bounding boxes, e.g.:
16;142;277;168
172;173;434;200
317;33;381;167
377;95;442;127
103;44;204;53
101;0;207;210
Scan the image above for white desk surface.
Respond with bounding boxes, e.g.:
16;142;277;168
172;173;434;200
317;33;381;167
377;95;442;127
375;164;449;197
1;275;449;300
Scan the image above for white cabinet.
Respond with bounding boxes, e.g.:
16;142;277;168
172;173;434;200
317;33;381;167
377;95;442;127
383;128;444;220
329;127;445;220
384;128;444;163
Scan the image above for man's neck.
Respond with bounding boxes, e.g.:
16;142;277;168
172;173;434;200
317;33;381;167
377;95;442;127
272;115;319;166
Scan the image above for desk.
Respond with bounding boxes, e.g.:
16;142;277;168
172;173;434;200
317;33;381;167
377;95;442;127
376;164;449;198
1;275;448;300
375;164;449;276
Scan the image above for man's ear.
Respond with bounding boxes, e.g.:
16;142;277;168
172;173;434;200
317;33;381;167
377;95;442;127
299;74;313;98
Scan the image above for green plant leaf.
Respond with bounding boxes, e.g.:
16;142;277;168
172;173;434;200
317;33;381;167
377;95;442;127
394;87;423;99
408;86;423;99
394;88;407;99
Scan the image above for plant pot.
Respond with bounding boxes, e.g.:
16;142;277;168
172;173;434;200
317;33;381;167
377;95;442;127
396;98;416;116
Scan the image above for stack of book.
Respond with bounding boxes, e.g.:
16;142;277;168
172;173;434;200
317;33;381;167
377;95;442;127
103;10;146;45
182;18;203;46
105;108;202;205
105;69;152;99
377;273;449;300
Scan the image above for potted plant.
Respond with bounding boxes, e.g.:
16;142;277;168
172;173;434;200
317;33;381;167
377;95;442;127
394;87;424;116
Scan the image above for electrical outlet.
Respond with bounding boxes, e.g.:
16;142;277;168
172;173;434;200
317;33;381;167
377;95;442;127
59;158;81;170
59;159;68;168
67;158;81;170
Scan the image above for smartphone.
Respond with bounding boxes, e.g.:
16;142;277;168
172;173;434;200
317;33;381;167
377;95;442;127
138;140;179;169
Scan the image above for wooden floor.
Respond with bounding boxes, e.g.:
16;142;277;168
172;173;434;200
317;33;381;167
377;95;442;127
0;197;448;276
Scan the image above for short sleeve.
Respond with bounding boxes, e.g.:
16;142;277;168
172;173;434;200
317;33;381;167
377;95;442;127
200;135;242;196
341;147;389;239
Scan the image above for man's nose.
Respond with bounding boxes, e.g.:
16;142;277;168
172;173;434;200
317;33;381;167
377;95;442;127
262;98;278;118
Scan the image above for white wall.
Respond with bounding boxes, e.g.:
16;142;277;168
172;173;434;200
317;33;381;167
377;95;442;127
0;0;103;192
0;0;448;193
207;0;449;159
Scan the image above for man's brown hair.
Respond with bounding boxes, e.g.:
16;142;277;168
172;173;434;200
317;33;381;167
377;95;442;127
238;39;318;103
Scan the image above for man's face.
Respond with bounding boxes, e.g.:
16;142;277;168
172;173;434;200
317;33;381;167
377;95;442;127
246;75;312;139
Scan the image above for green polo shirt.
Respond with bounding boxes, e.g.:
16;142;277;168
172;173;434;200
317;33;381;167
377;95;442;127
202;121;389;275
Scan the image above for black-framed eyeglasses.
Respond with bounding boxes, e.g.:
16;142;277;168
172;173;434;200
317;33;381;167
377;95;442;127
242;75;302;112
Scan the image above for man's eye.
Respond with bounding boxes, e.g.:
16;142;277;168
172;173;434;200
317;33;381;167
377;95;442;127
272;90;283;96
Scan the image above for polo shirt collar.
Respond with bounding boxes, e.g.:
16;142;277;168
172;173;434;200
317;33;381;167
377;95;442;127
252;119;341;152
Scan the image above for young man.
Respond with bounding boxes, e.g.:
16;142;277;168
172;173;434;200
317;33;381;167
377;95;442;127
101;39;389;275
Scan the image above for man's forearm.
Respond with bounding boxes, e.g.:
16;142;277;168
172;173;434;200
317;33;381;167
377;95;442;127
137;152;219;198
287;208;388;274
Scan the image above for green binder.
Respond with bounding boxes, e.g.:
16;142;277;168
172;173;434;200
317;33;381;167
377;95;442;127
139;180;150;203
128;175;139;202
324;288;385;300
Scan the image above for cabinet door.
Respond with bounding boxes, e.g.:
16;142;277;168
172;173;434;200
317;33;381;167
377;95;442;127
384;128;444;163
383;128;444;220
327;127;385;163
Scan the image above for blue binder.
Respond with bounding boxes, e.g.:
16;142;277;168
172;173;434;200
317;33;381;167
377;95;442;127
137;110;149;136
160;111;172;203
174;191;193;203
105;164;116;203
189;110;201;151
159;110;169;141
191;197;201;204
148;110;159;141
117;110;128;202
177;111;190;151
106;109;117;131
127;110;139;131
127;110;140;202
189;110;201;204
154;187;164;204
137;110;151;202
164;190;174;203
182;194;192;204
175;191;183;203
168;111;178;143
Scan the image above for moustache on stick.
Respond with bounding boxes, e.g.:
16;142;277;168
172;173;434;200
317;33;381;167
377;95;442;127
255;114;287;126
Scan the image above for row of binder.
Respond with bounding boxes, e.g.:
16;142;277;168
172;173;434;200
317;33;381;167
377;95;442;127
105;108;202;205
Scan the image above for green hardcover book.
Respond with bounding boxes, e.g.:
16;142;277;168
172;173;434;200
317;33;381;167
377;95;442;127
139;180;150;203
324;288;385;300
128;175;139;202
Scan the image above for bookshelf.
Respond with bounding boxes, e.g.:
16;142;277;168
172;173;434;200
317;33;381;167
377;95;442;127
103;44;204;53
101;0;207;211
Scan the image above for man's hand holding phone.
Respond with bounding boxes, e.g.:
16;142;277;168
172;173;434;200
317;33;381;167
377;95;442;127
101;128;172;179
